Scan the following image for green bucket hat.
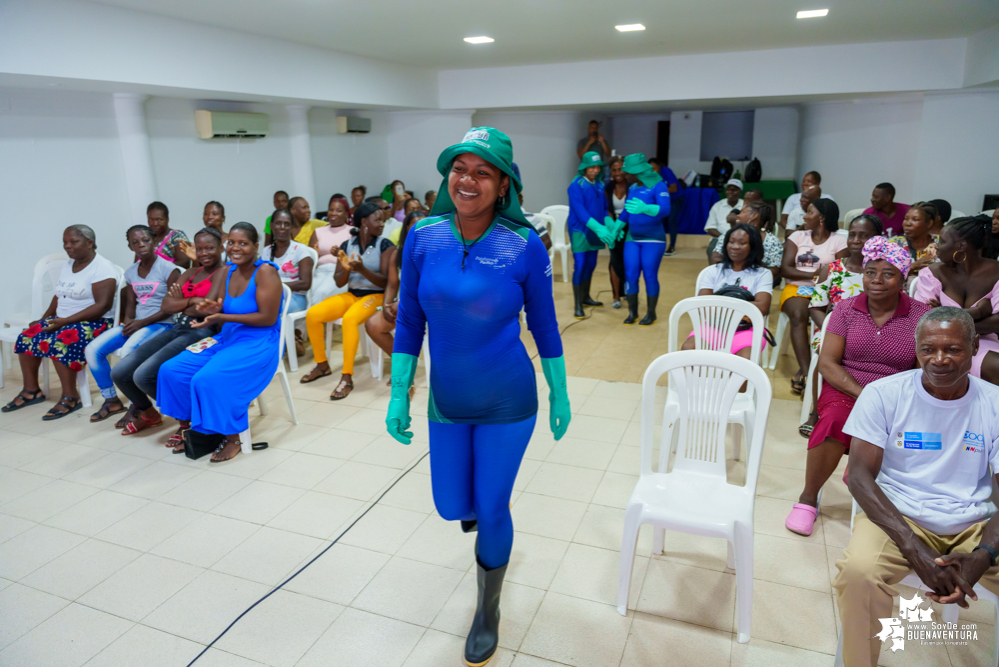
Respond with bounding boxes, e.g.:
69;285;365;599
577;151;605;178
430;127;532;229
622;153;662;188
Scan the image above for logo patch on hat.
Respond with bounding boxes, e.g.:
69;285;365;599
463;129;490;144
591;155;600;162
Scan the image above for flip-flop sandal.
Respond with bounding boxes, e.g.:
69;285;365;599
790;376;806;395
121;413;163;435
165;431;186;447
798;423;814;438
1;390;46;412
330;379;353;401
210;440;242;462
300;367;332;384
42;396;83;421
785;503;819;536
90;400;127;423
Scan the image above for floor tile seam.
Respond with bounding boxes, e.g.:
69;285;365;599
0;582;73;651
12;546;145;604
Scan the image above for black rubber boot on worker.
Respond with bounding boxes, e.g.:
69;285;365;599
464;558;508;667
461;520;478;533
623;294;639;325
639;295;659;326
580;280;603;307
572;284;585;319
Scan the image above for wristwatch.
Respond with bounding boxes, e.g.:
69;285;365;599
973;545;999;567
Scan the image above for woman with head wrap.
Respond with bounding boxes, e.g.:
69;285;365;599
386;127;570;667
567;151;615;318
618;153;671;325
785;236;931;536
779;197;848;394
914;215;999;379
4;225;117;419
300;201;394;399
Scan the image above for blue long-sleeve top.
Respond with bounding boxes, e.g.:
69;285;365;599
619;181;671;242
566;177;608;246
394;213;563;424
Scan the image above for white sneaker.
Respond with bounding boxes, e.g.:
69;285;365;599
612;300;622;309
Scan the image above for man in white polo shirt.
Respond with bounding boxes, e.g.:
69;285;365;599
833;307;999;667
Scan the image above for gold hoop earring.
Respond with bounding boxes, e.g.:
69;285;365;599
954;250;967;264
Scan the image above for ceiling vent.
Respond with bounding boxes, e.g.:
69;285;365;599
336;116;371;134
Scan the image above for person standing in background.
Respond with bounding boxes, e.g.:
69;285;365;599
263;190;289;246
649;157;681;256
576;120;610;163
605;156;629;308
619;153;671;326
567;151;615;319
863;182;910;237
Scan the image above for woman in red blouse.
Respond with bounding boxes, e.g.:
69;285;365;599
786;237;931;537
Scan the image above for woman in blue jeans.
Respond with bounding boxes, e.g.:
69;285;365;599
85;225;179;422
111;227;223;439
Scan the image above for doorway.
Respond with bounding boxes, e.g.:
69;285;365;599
656;120;671;165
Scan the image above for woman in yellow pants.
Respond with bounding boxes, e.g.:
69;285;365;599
301;202;394;399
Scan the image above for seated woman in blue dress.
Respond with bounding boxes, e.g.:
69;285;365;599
156;222;284;462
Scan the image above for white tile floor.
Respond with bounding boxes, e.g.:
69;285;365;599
0;362;995;667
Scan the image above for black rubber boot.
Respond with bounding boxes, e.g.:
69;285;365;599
461;520;478;533
622;294;639;325
572;284;585;319
464;558;508;666
639;295;658;326
580;280;603;307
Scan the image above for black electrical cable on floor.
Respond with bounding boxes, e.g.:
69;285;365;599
189;288;608;664
185;449;430;667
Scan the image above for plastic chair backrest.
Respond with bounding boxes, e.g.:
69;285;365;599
907;275;920;298
111;265;126;327
32;253;69;319
275;284;292;373
669;294;766;365
951;210;966;219
641;350;771;485
843;208;866;227
532;212;555;236
539;205;569;246
300;246;319;306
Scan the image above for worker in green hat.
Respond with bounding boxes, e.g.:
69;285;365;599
619;153;671;325
385;127;571;667
567;151;617;318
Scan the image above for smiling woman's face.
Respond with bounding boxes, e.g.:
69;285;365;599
447;153;507;221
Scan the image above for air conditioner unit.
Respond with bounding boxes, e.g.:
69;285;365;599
195;110;269;139
336;116;371;134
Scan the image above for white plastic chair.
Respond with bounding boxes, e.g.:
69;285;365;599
907;274;920;298
36;264;125;409
833;499;999;667
540;205;570;282
0;253;69;374
617;350;772;644
950;209;966;219
799;326;827;425
842;208;866;227
668;295;765;461
283;246;319;372
240;285;298;454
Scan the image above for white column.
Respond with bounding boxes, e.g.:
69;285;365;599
286;105;317;209
112;93;157;224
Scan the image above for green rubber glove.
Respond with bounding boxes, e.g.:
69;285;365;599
585;218;614;246
625;199;659;217
541;355;571;440
386;352;419;444
604;215;616;227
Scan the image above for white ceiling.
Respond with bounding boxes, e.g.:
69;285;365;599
86;0;999;69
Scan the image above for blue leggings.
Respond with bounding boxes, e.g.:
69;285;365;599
624;241;665;296
428;415;537;569
572;251;598;285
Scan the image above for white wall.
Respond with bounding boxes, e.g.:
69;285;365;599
798;92;999;215
310;108;390;210
669;111;709;177
471;111;586;211
385;111;475;202
913;92;999;215
0;88;133;316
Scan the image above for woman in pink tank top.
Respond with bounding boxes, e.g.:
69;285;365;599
311;196;353;265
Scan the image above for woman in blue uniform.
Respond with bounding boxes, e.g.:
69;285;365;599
619;153;671;325
386;127;571;667
156;222;284;462
567;151;616;318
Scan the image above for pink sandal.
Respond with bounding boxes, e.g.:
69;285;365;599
785;503;819;536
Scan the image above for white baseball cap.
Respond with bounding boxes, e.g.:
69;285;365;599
726;178;743;190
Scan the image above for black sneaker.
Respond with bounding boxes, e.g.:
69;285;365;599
663;248;676;257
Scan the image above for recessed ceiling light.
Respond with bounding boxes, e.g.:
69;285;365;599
464;36;494;44
615;24;646;32
796;9;829;19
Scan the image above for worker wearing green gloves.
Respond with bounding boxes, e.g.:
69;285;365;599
619;153;672;325
386;127;570;667
567;151;616;318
